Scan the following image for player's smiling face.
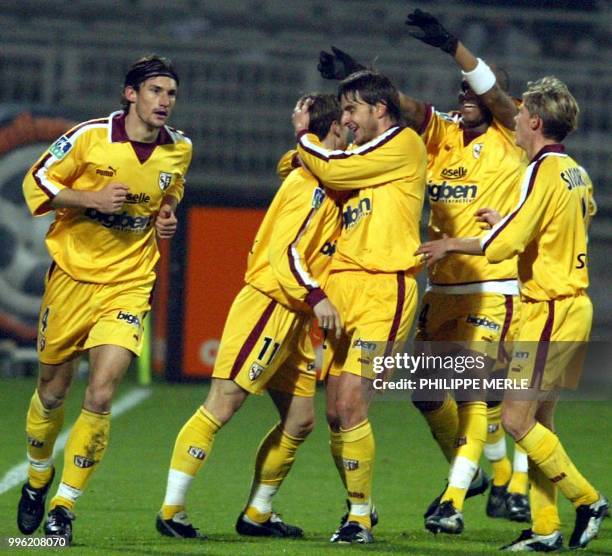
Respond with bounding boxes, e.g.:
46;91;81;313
127;76;177;130
458;80;488;129
340;92;380;145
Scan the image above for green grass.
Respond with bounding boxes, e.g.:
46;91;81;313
1;376;611;554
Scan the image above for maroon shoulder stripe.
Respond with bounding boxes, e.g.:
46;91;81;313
229;299;277;380
497;295;514;364
287;207;317;292
482;157;545;252
531;300;555;389
32;153;56;200
384;272;406;357
63;117;108;140
298;126;403;162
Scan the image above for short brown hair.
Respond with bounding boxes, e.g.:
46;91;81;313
522;76;579;141
298;93;341;140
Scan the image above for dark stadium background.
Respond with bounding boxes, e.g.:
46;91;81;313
0;2;610;554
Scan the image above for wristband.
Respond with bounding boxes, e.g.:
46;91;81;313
461;58;496;95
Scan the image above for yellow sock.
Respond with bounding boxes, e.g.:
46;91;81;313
341;420;375;529
485;404;512;487
519;423;598;508
421;396;458;463
330;428;347;489
529;462;560;535
508;444;529;495
26;390;64;488
160;406;221;519
442;401;487;510
50;408;110;511
245;424;305;523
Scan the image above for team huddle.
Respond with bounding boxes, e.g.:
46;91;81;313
16;9;607;553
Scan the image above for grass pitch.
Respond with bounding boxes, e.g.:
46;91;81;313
1;376;611;555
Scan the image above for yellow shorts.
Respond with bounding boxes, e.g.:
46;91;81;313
508;294;592;391
415;291;520;361
212;284;315;396
323;271;418;380
37;264;152;364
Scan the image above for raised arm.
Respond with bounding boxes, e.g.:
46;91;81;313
405;9;518;129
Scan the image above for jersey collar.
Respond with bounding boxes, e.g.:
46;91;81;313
109;111;173;145
530;143;565;163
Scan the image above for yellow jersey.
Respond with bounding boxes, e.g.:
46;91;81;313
296;126;427;274
23;111;191;285
421;105;526;294
481;145;593;301
246;166;342;312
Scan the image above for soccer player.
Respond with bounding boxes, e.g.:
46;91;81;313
417;76;607;551
18;55;191;544
317;9;529;531
292;70;427;543
156;94;348;539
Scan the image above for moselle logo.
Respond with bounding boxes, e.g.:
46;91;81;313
27;436;43;448
159;171;173;191
74;455;95;468
561;167;587;191
188;446;206;460
342;198;371;229
311;186;326;209
428;182;478;203
320;240;336;257
117;311;141;328
249;362;264;381
352;338;377;352
124;192;151;205
466;314;500;331
343;458;359;471
487;424;499;434
473;143;484;159
84;209;152;233
455;436;467;448
48;136;73;160
441;166;468;180
95;165;117;177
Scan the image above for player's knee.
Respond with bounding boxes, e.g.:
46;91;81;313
326;407;340;431
37;381;69;409
501;406;531;440
84;383;114;413
285;413;315;438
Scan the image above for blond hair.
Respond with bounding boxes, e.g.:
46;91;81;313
522;76;579;141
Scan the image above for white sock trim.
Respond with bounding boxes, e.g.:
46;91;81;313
484;437;507;462
349;501;371;517
513;447;529;473
163;469;194;507
56;482;82;502
27;455;54;471
247;484;278;514
448;456;479;489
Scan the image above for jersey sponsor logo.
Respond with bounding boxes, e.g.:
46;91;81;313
428;182;478;203
117;311;141;328
84;208;153;232
320;240;336;257
352;339;377;352
343;458;359;471
124;192;151;205
440;166;468;180
472;142;484;159
95;165;117;177
249;362;264;381
466;314;500;331
158;171;173;191
48;136;73;159
188;446;206;460
561;167;587;191
74;455;95;468
311;186;326;209
342;198;371;229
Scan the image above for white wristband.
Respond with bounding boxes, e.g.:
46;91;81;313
461;58;496;95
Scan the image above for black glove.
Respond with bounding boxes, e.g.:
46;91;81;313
317;46;366;80
405;9;458;55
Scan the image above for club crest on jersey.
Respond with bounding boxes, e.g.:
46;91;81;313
49;136;73;160
472;143;484;159
249;362;264;381
158;171;173;191
311;186;325;209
